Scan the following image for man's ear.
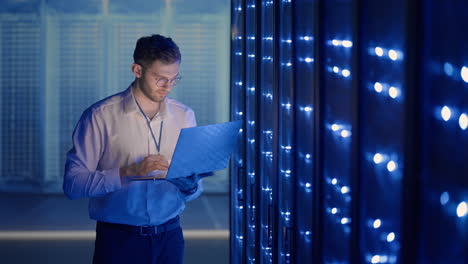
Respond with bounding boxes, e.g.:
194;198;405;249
131;63;143;78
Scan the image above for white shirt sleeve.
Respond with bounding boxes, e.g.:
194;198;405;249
63;108;122;200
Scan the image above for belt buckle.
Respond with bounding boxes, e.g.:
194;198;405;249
139;225;157;236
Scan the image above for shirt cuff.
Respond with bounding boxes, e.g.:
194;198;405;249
104;167;122;193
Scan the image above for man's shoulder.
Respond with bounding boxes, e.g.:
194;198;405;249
82;90;128;120
166;97;194;114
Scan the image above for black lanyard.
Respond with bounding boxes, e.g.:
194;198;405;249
135;99;164;153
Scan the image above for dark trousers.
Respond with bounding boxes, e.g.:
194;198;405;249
93;218;184;264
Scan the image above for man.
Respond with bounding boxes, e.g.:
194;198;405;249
64;34;207;264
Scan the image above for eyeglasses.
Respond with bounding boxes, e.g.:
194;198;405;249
155;75;182;88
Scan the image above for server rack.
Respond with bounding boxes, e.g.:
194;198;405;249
230;0;468;263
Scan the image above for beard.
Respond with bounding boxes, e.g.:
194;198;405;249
138;78;166;103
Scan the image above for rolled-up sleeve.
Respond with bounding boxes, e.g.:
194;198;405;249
63;108;122;200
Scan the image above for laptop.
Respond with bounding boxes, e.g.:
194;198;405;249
130;120;242;180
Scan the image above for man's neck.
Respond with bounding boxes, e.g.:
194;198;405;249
132;84;161;120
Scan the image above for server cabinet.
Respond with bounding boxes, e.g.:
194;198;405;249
229;0;468;264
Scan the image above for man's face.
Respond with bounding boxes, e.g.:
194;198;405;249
136;60;180;103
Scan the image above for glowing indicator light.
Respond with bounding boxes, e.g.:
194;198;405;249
441;106;452;121
461;66;468;83
305;57;313;63
375;47;384;56
387;161;397;172
440;192;450;205
331;178;338;185
373;153;383;164
374;82;383;93
331;208;338;214
388;49;398;60
331;124;340;131
342;69;351;77
341;130;351;138
389;86;399;98
459;113;468;130
373;219;381;229
387;232;395;242
457;202;467;217
341;186;350;194
342;40;353;47
333;66;339;73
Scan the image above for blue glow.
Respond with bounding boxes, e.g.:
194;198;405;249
331;178;338;185
300;36;313;41
263;37;273;41
373;153;384;164
341;186;350;194
444;62;454;76
303;106;313;112
457;202;467;217
388;49;399;60
249;87;255;92
341;217;350;224
340;129;351;138
461;66;468;83
248;54;255;58
388;86;399;99
459;113;468;130
235;81;243;86
387;160;397;172
375;47;384;56
441;106;452;121
332;39;341;46
387;232;395;242
304;57;313;63
341;69;351;77
237;111;243;116
305;182;311;188
342;40;353;47
331;124;340;131
371;255;381;264
374;82;383;93
333;66;340;73
235;52;242;56
373;219;381;229
440;192;450;206
331;208;338;214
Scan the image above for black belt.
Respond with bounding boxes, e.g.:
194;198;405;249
97;216;180;236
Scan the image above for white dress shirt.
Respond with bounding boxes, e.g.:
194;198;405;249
63;84;202;226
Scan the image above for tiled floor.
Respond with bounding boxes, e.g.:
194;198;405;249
0;193;229;264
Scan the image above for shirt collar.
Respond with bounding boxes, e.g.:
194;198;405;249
122;82;174;120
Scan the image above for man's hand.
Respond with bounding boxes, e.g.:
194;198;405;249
119;155;169;178
167;172;213;195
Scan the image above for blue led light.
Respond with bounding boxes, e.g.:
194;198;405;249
456;201;467;218
387;160;397;172
331;207;338;214
341;69;351;77
444;62;454;76
373;153;384;164
388;49;399;61
387;232;395;242
304;57;313;63
333;66;340;73
440;192;450;205
235;81;243;86
342;40;353;47
374;82;383;93
374;47;384;56
441;106;452;121
331;123;340;131
248;54;255;58
340;129;351;138
341;186;350;194
249;87;255;92
461;66;468;83
459;113;468;130
341;217;350;224
388;86;399;98
300;36;313;41
331;178;338;185
235;52;242;56
373;219;382;229
263;37;273;41
237;111;243;116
